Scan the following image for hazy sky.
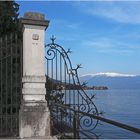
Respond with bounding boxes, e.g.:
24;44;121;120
17;1;140;76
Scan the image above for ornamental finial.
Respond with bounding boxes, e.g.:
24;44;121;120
50;35;56;44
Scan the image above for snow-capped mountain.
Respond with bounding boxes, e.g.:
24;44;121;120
80;72;140;89
81;72;136;77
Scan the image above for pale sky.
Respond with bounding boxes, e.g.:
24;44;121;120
17;1;140;76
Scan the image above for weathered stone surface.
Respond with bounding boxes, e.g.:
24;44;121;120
22;76;46;83
0;136;57;140
22;88;46;95
24;12;45;20
22;76;46;101
20;12;49;28
19;102;50;139
19;12;51;139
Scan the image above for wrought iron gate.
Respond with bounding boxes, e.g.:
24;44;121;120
45;36;99;138
0;33;22;137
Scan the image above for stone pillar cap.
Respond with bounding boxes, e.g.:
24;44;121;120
24;12;45;20
20;12;49;29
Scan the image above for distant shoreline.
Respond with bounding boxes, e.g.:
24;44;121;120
82;86;108;90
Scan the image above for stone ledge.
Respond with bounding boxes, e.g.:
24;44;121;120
21;102;49;112
21;18;49;28
22;88;46;95
0;136;57;139
22;76;46;83
21;101;48;107
20;12;49;28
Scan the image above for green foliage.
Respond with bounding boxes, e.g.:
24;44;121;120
0;1;20;36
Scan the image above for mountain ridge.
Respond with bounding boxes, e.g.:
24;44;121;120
80;72;140;89
81;72;137;77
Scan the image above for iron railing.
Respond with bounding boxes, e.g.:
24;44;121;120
0;33;22;137
52;103;140;139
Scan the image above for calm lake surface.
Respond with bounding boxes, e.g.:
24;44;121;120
87;89;140;139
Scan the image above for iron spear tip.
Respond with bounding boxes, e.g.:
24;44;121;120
50;35;56;44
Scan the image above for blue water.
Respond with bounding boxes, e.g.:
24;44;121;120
88;89;140;139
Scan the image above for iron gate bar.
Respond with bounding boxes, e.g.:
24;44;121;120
10;34;12;134
4;35;7;135
0;33;22;137
0;37;2;135
15;34;18;133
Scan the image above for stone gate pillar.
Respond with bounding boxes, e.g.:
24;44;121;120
19;12;50;139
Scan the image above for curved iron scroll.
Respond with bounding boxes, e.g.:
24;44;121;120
45;36;99;138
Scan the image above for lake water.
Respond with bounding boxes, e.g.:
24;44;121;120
87;89;140;139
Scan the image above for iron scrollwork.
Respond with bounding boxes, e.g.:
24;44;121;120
45;35;99;138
